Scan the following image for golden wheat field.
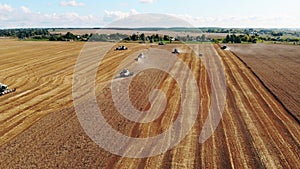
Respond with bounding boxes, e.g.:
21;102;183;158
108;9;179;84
0;39;299;168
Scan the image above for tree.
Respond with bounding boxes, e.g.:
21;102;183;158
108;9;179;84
151;34;155;43
163;35;170;41
131;34;138;41
49;35;57;41
212;39;220;43
223;35;230;43
140;33;145;41
65;32;75;40
159;36;163;41
154;34;159;42
239;34;250;42
223;34;241;43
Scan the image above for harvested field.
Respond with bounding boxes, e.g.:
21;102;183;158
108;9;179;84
0;40;299;168
0;40;83;146
229;44;300;121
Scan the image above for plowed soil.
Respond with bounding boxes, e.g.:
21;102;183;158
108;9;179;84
229;44;300;122
0;40;299;168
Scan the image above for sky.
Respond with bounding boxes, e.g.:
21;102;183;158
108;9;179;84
0;0;299;28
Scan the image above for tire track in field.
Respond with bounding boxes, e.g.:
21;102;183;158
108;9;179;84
202;44;232;168
104;44;219;168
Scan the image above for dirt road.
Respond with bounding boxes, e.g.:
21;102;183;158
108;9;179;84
0;40;299;168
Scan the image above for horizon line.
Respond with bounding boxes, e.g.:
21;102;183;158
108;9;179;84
1;27;300;30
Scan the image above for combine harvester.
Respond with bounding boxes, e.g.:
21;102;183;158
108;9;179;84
115;45;128;51
135;53;145;62
221;45;227;50
120;69;134;78
172;48;180;54
0;83;16;96
138;53;145;59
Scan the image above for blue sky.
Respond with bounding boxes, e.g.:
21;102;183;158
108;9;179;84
0;0;299;28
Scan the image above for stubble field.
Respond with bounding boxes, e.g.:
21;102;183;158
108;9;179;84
0;39;299;168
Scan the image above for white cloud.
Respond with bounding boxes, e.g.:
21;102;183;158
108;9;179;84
107;13;194;28
0;16;8;21
0;7;104;28
60;0;85;7
21;6;31;14
0;3;299;29
41;12;102;27
169;14;300;28
104;9;139;22
139;0;156;4
0;4;14;12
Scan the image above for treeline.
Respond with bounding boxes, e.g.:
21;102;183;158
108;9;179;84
222;34;258;43
1;28;299;44
89;33;128;42
51;32;131;42
50;32;130;42
176;34;209;42
202;28;300;37
0;28;49;39
218;34;300;44
123;33;171;42
122;33;209;43
0;28;129;42
49;32;87;41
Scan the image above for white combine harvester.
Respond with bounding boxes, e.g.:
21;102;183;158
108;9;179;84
138;53;145;59
119;69;134;78
115;45;128;51
135;53;145;62
0;83;16;96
